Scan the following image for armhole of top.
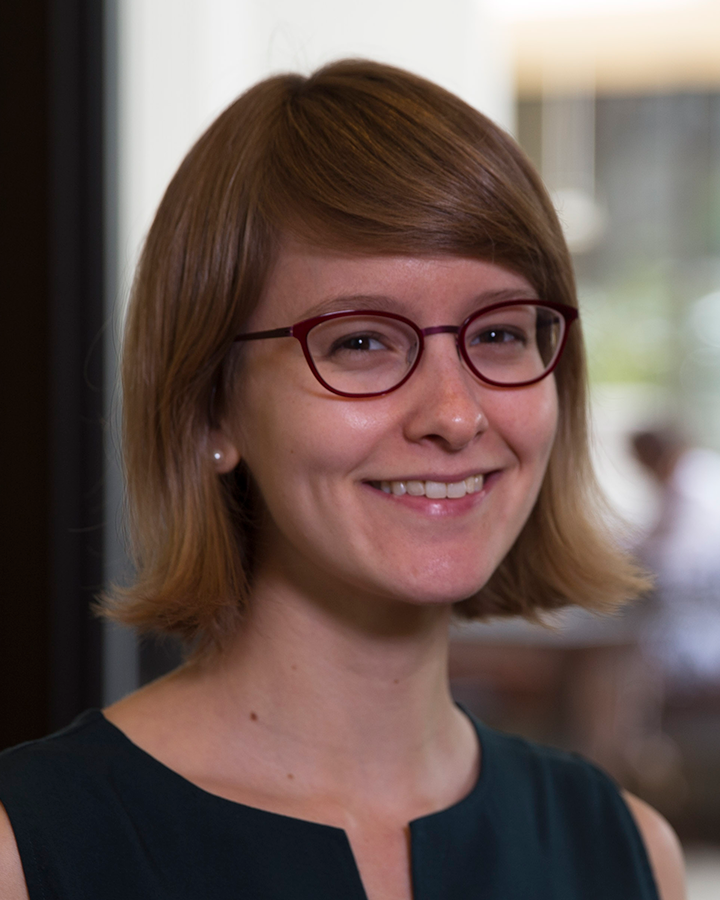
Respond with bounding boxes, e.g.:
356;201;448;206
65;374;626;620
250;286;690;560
599;773;663;900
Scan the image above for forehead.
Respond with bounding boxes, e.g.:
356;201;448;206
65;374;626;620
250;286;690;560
249;240;539;328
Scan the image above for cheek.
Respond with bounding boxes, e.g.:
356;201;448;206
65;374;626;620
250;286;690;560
530;385;558;462
234;379;387;494
496;380;559;477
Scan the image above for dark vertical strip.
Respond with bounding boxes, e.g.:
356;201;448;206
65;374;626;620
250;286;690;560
0;2;52;748
0;0;105;749
47;0;105;729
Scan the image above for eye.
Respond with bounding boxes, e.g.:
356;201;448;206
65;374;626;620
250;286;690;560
330;332;388;354
470;326;527;346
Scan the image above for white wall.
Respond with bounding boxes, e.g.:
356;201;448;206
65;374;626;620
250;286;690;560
117;0;512;292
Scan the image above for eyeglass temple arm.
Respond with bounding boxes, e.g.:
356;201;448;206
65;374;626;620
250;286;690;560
234;326;293;342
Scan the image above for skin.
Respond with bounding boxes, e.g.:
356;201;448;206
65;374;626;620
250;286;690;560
0;245;685;900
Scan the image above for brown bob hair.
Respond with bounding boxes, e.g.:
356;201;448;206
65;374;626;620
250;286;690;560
109;59;648;654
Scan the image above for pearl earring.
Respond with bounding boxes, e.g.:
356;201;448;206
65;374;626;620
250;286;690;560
212;450;223;462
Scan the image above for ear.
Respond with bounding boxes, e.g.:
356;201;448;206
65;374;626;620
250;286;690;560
208;427;242;474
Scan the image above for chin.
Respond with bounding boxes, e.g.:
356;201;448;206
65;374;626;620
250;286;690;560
373;568;493;609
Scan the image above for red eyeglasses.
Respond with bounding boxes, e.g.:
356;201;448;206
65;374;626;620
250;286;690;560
234;300;578;398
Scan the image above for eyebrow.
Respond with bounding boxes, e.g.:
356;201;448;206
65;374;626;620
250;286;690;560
302;287;540;320
304;294;407;317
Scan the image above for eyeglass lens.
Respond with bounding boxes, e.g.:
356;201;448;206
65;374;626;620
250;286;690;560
305;305;565;395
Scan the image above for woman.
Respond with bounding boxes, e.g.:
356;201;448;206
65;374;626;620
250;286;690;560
0;60;684;899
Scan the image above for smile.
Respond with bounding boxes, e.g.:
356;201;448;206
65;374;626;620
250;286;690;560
369;474;485;499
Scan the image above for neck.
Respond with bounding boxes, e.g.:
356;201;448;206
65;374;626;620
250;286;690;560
223;570;453;740
178;564;475;814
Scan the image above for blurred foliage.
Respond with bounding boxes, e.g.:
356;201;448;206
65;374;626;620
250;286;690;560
579;266;676;385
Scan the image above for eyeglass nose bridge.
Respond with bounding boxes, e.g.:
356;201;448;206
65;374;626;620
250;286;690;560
417;324;463;363
420;324;460;337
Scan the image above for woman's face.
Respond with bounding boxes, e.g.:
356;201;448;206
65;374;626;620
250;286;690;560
217;241;558;609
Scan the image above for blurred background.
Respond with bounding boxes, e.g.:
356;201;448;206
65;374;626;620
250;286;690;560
3;0;720;891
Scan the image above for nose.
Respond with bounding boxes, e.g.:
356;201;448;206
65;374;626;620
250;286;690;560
403;334;488;451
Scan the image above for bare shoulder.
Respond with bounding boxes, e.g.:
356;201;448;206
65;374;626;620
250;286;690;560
0;803;29;900
623;791;686;900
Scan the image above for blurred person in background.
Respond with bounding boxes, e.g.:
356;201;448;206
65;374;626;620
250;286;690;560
632;428;720;688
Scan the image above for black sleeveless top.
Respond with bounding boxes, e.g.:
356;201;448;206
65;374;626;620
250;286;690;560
0;709;659;899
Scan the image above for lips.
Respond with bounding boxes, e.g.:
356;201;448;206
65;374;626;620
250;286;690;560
369;474;485;499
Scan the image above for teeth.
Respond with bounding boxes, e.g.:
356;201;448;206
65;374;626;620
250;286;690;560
377;474;485;499
425;481;447;499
